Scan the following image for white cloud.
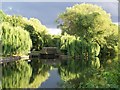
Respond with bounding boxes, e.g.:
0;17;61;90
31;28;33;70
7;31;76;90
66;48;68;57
48;28;61;35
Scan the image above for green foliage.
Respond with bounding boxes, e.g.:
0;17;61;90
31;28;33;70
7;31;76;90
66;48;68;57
1;22;32;56
0;10;5;23
3;15;24;27
59;33;100;58
81;60;120;88
91;57;100;69
118;25;120;54
1;10;51;52
91;42;100;56
57;3;118;57
25;18;49;50
24;24;44;50
60;33;77;56
57;3;112;44
105;24;118;47
99;24;118;57
49;35;61;47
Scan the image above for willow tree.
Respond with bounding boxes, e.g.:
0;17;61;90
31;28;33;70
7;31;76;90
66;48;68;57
1;22;32;56
1;10;50;51
57;4;116;47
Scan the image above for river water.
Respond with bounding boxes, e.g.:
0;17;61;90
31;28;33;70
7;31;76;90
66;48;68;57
1;56;120;89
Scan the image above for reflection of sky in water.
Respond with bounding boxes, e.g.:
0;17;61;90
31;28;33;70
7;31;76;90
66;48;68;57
40;68;62;88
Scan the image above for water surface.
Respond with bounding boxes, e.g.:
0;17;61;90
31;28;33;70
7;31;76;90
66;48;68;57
2;56;120;88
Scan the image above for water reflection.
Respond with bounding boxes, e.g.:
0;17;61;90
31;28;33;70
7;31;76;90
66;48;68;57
28;59;51;88
2;60;32;88
59;57;120;88
2;59;51;88
2;56;120;88
40;68;62;88
58;57;100;82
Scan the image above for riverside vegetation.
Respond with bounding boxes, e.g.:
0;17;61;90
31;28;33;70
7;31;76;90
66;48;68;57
0;3;120;88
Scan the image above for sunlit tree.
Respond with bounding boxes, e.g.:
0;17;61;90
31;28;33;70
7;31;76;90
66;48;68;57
1;22;32;56
57;3;116;47
0;10;52;53
57;3;118;57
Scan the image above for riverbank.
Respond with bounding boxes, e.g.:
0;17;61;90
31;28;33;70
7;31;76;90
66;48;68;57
0;55;29;63
0;54;72;64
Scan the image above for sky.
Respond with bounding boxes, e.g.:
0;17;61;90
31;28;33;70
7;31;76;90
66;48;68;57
1;2;119;29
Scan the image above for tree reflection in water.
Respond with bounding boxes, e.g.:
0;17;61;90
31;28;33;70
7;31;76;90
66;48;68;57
58;56;120;88
28;59;51;88
2;59;50;88
2;60;32;88
2;56;120;88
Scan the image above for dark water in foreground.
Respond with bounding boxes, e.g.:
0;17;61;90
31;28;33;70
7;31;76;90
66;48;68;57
1;56;120;88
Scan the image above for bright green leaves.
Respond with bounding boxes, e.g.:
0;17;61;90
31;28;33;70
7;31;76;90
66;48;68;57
118;25;120;54
23;18;49;51
91;57;100;69
57;3;118;57
57;3;112;41
1;22;32;56
91;42;100;57
59;33;100;58
1;10;51;55
0;10;5;23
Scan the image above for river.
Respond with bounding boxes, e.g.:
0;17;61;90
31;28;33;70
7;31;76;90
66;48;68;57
1;56;120;89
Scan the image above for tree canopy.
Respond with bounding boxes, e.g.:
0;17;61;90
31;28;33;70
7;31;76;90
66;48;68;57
0;10;52;55
57;3;117;47
1;22;32;56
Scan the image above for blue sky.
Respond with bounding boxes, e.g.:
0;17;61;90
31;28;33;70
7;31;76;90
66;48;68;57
1;2;119;28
